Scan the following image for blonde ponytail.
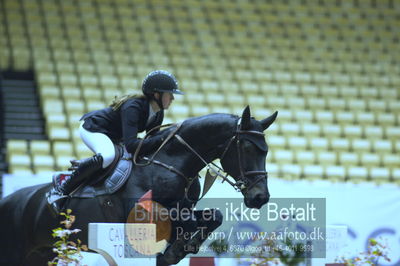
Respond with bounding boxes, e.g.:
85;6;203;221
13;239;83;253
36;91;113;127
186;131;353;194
109;93;145;111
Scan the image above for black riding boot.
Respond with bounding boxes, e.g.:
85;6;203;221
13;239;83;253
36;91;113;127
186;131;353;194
47;154;103;214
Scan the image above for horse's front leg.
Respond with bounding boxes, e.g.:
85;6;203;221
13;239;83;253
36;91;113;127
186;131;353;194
157;208;223;265
184;208;223;254
157;217;198;265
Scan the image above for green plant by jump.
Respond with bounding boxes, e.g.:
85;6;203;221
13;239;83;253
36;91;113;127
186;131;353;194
335;238;391;265
48;209;88;266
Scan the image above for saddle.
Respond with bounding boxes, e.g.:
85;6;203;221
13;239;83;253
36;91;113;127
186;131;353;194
51;145;133;198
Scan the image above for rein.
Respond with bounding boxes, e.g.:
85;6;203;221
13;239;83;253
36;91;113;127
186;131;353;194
132;123;181;166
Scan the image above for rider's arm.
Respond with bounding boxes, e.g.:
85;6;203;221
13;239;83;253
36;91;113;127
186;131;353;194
120;100;163;156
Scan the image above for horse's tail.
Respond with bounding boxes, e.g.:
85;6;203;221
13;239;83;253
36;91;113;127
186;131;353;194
0;183;51;264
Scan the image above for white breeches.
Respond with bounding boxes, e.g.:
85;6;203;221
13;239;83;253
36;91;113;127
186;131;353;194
79;122;115;168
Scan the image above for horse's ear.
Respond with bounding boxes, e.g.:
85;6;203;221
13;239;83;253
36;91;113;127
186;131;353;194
261;111;278;131
240;105;251;130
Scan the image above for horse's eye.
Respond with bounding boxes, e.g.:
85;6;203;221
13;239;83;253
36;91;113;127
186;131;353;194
243;141;256;152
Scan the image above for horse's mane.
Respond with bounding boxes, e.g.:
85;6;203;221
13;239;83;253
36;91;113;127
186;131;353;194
157;113;238;138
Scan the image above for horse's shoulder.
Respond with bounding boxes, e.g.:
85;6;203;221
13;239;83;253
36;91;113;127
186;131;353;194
19;183;51;197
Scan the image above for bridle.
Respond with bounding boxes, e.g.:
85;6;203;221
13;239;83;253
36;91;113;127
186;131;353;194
207;118;268;194
133;117;268;199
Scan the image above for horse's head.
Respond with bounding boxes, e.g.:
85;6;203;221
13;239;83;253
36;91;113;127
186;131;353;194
219;106;277;209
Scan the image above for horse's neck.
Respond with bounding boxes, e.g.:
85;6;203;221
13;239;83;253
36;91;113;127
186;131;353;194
121;116;235;206
178;116;235;175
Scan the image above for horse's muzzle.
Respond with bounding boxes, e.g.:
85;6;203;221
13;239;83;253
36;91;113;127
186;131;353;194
245;191;269;209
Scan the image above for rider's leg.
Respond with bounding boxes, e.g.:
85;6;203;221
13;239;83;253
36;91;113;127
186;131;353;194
79;122;115;168
47;122;116;213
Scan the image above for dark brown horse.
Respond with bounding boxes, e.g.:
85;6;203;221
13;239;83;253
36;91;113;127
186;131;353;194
0;106;277;265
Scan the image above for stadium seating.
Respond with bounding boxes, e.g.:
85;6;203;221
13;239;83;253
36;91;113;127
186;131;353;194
1;0;399;184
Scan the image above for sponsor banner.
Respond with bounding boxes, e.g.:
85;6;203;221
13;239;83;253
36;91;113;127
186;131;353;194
206;178;400;265
2;173;51;197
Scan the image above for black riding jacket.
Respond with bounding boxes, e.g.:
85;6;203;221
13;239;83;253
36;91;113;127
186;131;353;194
80;97;164;156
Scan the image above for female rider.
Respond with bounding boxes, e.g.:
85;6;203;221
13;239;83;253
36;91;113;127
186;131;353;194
47;70;184;212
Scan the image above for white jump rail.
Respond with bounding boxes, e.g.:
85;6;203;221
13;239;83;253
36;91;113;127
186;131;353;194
86;223;347;266
88;223;157;266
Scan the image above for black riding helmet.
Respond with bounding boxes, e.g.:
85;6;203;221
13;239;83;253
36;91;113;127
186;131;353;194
142;70;183;109
142;70;183;96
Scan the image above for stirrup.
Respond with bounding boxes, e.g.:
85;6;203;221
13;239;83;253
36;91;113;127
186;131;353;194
46;187;69;215
46;188;68;205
